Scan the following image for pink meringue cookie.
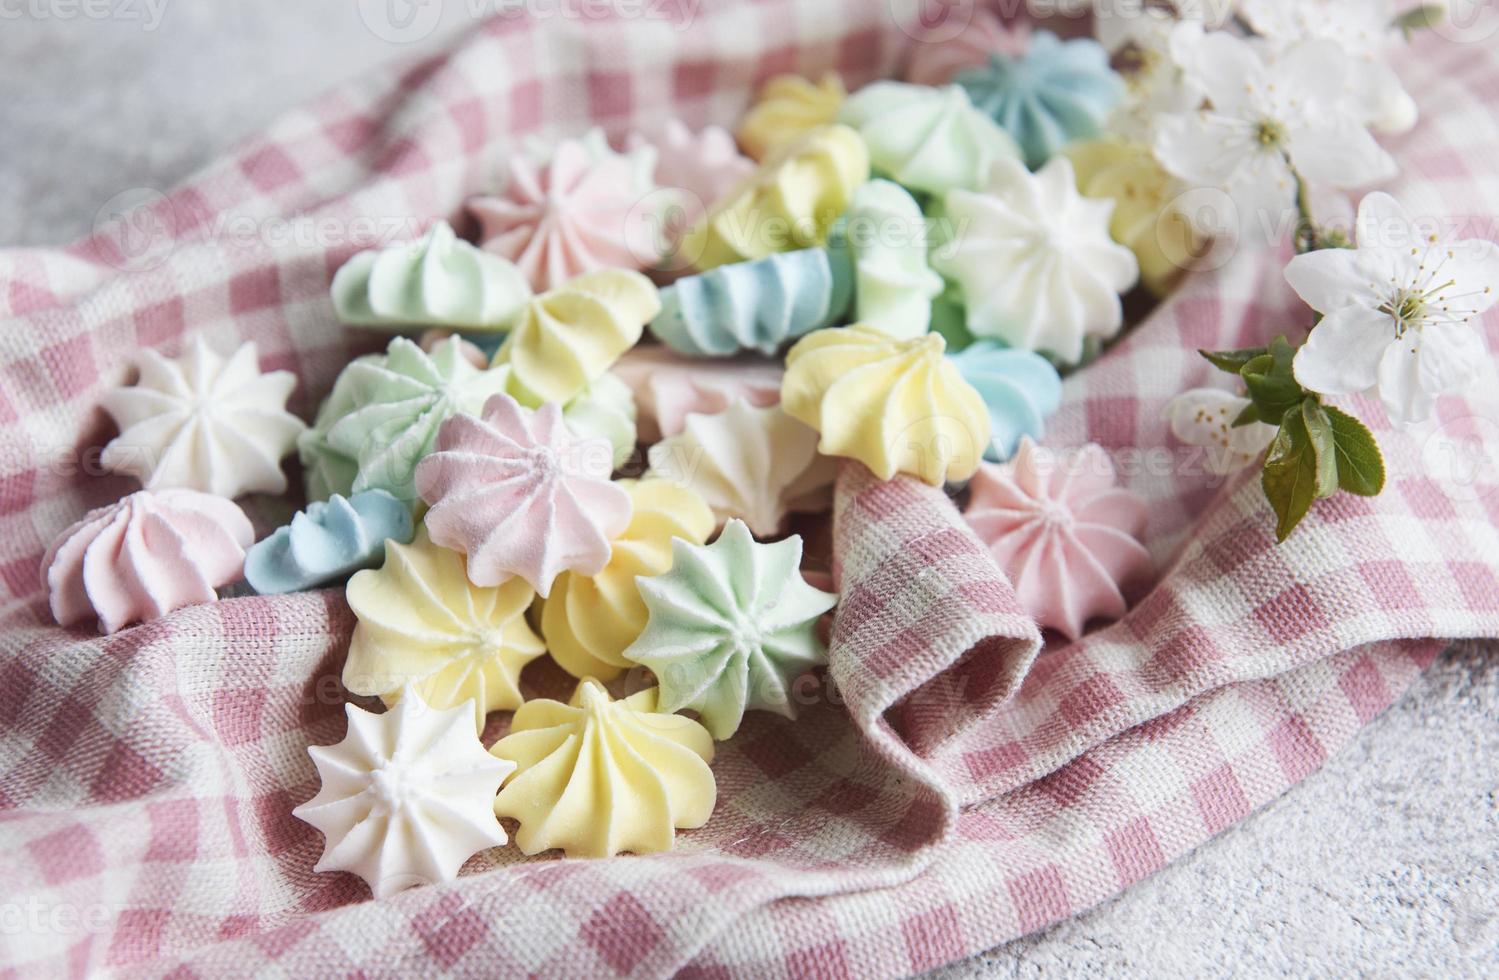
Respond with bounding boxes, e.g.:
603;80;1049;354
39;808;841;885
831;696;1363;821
904;9;1032;86
414;392;632;596
42;489;254;634
963;437;1150;641
627;120;755;227
469;131;656;293
611;343;783;442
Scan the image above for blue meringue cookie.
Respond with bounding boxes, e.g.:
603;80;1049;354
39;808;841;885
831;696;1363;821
947;341;1062;461
245;490;414;594
956;31;1123;170
649;248;853;357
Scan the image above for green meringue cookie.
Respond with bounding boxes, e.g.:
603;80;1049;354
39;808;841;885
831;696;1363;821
562;372;637;471
622;520;837;740
324;336;511;502
331;221;532;332
298;354;376;502
836;179;944;340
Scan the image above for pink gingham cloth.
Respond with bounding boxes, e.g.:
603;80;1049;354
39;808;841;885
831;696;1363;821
4;3;1499;976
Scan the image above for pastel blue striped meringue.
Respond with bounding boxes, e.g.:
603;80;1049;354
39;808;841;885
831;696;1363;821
947;340;1062;461
955;30;1123;170
245;490;414;594
649;248;853;357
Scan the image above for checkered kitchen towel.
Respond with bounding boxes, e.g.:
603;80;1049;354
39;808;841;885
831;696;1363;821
3;2;1499;976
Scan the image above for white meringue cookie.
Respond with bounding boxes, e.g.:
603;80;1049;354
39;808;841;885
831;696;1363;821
100;336;306;498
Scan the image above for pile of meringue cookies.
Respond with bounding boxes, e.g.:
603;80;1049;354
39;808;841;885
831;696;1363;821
41;29;1159;896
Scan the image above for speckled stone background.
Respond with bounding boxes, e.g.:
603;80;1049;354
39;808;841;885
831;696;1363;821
2;4;1494;975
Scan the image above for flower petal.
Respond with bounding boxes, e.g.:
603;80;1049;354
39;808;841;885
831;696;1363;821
1293;305;1392;395
1377;335;1435;427
1284;247;1378;315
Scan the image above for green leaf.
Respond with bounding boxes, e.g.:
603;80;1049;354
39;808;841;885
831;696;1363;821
1325;406;1386;496
1261;406;1320;542
1231;402;1261;428
1301;400;1339;499
1242;355;1304;421
1199;346;1267;374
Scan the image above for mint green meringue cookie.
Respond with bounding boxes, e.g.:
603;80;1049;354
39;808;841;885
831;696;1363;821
331;221;532;332
622;519;837;740
562;372;637;470
836;180;944;339
298;354;377;502
324;336;511;502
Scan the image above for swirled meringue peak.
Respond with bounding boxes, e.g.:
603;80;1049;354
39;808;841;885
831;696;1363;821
681;124;869;272
612;344;784;442
293;688;513;898
470;127;660;292
931;156;1138;366
835;179;944;340
837;82;1020;197
736;72;847;160
647;400;835;538
100;336;305;499
42;489;253;634
955;30;1124;169
627;119;754;229
541;479;714;681
414;392;632;596
963;438;1151;640
244;490;413;595
297;354;375;502
782;325;991;486
650;248;852;357
322;336;511;501
330;221;532;332
560;371;638;470
343;529;545;730
495;268;659;407
904;9;1031;86
490;680;716;858
623;520;837;740
947;341;1062;461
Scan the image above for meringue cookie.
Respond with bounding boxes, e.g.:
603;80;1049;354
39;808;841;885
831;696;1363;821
650;248;853;357
623;520;837;740
496;269;659;407
627;120;754;229
1063;136;1203;296
417;328;494;369
956;30;1124;169
647;400;835;538
42;489;254;634
560;371;637;470
904;9;1032;85
297;355;374;502
414;393;632;596
947;341;1062;461
837;82;1020;197
323;336;512;501
330;221;532;332
736;72;847;160
781;325;991;485
931;156;1139;365
490;680;716;858
470;127;660;292
293;688;513;898
611;344;784;442
100;336;306;499
343;529;545;730
540;479;714;681
963;437;1151;640
681;124;869;272
244;490;413;595
836;180;944;340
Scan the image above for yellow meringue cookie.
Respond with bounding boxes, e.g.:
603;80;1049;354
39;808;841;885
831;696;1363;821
490;680;716;858
1063;136;1203;297
495;269;661;407
781;324;991;486
540;479;715;681
682;124;869;272
343;529;545;731
737;72;847;160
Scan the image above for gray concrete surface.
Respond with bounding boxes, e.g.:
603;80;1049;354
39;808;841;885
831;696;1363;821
1;4;1494;975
